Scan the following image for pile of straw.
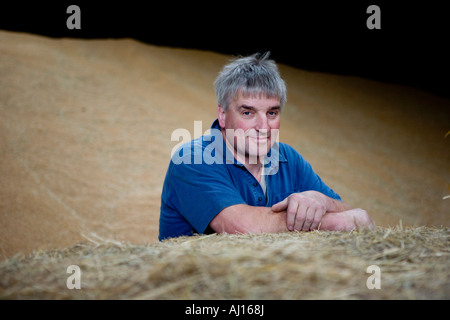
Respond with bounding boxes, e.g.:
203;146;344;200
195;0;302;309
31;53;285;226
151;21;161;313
1;226;448;299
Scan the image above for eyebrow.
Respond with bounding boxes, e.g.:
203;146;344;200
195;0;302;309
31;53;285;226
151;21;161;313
239;105;281;111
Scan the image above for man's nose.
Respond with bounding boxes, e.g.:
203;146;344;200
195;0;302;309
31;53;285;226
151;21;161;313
255;114;269;131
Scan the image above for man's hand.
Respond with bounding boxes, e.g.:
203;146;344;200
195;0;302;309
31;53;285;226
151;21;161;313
271;191;330;231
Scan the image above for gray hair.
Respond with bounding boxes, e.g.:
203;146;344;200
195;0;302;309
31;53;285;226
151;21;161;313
214;52;287;111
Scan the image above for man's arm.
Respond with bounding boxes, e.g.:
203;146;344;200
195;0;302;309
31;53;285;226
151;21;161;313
209;204;289;234
210;191;374;235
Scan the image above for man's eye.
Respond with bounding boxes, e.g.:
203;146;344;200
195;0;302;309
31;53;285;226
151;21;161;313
243;111;252;116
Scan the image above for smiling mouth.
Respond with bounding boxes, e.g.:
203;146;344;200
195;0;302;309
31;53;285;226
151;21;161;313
248;135;270;141
245;130;270;139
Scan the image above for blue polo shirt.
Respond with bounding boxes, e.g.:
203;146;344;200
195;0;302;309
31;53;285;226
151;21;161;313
159;119;341;240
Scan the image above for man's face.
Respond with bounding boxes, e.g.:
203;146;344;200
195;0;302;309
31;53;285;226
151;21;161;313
218;92;281;164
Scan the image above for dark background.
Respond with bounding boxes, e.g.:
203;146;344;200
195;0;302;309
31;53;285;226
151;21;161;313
1;1;449;98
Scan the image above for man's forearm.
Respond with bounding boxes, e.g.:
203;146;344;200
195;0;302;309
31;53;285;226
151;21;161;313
209;195;371;235
324;196;353;213
210;204;289;235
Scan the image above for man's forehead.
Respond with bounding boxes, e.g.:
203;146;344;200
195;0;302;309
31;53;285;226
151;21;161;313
231;91;281;108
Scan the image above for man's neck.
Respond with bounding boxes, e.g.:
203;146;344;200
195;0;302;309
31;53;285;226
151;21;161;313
243;160;264;183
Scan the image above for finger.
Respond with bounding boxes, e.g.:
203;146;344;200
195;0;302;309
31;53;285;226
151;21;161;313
310;207;325;230
302;207;316;231
294;204;307;231
286;200;299;231
271;197;288;212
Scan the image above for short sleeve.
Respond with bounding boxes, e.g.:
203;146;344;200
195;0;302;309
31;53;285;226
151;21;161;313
162;157;246;235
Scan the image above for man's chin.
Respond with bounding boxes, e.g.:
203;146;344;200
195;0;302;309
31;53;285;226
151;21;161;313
249;141;273;155
245;149;271;164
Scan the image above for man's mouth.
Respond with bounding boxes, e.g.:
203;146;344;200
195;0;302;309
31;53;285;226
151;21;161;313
245;129;270;140
248;135;270;142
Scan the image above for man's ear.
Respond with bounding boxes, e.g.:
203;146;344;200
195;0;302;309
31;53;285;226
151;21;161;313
217;105;226;128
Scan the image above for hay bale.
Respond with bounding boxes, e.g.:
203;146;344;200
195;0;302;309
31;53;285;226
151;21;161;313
1;226;448;299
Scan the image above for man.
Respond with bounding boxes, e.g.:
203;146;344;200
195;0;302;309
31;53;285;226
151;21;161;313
159;52;374;240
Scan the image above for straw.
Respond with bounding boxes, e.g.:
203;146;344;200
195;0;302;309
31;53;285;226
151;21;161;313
1;226;448;299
